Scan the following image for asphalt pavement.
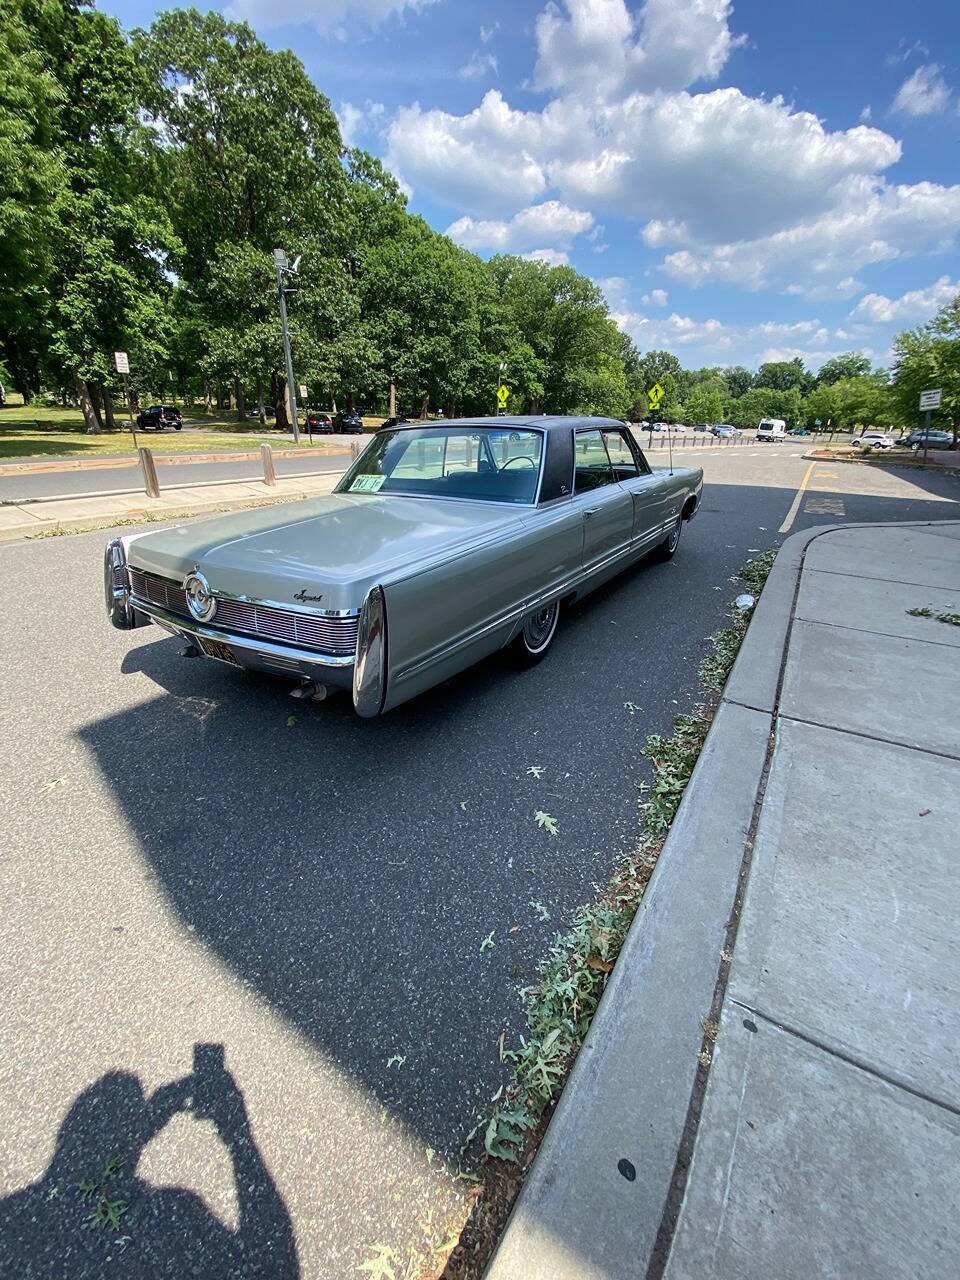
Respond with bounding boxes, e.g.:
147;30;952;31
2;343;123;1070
0;451;955;1277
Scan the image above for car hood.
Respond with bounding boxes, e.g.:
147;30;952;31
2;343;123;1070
125;492;525;611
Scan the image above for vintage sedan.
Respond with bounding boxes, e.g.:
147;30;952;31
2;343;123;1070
104;416;703;716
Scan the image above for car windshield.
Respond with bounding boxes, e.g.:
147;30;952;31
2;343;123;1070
337;426;544;504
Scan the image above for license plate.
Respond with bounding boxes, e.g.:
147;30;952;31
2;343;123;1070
197;636;241;666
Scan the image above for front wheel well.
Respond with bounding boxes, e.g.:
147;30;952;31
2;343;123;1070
682;494;698;521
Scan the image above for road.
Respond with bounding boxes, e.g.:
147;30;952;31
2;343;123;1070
0;447;351;503
0;451;955;1278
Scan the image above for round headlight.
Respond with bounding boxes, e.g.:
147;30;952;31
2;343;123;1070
184;570;217;622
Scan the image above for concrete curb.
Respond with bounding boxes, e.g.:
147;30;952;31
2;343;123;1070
485;520;958;1280
802;451;960;476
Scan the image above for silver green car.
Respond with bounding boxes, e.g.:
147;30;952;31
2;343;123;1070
104;416;703;716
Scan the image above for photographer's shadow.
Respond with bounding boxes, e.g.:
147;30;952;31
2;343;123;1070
0;1046;298;1279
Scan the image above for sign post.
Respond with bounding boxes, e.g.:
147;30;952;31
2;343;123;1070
496;384;510;415
114;351;138;449
919;389;942;463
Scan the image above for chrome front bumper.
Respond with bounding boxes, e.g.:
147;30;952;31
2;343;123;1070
131;598;356;689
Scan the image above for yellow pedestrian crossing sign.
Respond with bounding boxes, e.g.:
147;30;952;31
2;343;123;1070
648;382;664;412
497;385;510;408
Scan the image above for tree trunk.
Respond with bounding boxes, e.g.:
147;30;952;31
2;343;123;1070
256;378;266;425
75;375;102;433
88;381;104;426
203;376;212;413
388;380;396;417
347;390;355;412
420;392;429;419
275;372;289;428
234;376;246;421
216;382;224;411
101;385;116;431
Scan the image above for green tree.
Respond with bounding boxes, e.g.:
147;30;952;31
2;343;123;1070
755;357;807;392
891;296;960;445
816;352;871;385
722;365;753;398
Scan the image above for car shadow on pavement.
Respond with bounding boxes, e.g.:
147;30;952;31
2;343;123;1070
0;1046;298;1279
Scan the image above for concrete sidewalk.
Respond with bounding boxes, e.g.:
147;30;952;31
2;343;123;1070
488;520;960;1280
0;468;345;541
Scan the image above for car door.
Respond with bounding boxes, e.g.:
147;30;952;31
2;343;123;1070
573;429;634;572
604;428;671;552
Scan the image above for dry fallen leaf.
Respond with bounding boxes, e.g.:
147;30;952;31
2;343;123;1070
287;715;297;727
585;955;613;973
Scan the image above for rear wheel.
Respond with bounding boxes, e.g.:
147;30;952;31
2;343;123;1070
516;600;560;664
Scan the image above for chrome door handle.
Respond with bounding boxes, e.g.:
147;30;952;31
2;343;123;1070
584;507;601;518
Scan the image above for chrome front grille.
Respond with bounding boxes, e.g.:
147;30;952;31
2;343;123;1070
128;568;188;616
128;568;359;656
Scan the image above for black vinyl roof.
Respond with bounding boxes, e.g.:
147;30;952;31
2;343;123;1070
385;415;628;434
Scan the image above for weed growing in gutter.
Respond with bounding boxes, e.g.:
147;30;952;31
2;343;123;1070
443;547;778;1279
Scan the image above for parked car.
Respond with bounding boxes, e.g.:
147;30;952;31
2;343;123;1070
381;415;411;429
899;428;953;451
710;424;740;438
693;422;709;433
334;409;365;434
644;422;667;432
756;418;786;442
305;409;333;433
670;423;688;433
104;416;703;717
136;404;183;431
785;425;809;436
852;430;895;450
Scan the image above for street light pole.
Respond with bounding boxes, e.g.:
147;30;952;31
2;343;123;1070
496;360;506;416
274;248;300;443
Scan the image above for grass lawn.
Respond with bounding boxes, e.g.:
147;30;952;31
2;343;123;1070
0;404;380;460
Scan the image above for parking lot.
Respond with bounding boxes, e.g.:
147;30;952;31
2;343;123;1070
1;448;956;1276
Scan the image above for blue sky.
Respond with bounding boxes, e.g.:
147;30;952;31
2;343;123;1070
103;0;960;372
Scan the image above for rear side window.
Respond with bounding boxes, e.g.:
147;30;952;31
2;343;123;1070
574;430;615;492
602;430;639;479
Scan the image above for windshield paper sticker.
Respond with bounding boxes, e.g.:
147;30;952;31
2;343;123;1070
349;474;386;492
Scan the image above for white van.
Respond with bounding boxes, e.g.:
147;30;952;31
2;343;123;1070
756;418;786;442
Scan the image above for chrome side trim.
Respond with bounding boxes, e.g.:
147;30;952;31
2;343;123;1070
353;585;388;717
129;598;355;668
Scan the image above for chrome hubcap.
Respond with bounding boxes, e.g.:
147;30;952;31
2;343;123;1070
668;517;682;551
524;602;558;649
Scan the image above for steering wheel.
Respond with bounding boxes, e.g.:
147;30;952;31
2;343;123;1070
501;455;537;469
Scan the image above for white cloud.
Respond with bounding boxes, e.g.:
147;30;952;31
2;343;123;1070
446;201;594;252
225;0;438;34
522;248;570;266
533;0;745;103
480;21;499;43
338;99;385;147
891;64;952;117
860;105;872;122
642;288;668;305
381;0;960;302
460;50;498;80
850;275;960;324
659;180;960;292
388;85;902;242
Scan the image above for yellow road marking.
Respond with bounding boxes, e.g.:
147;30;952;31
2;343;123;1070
779;461;817;533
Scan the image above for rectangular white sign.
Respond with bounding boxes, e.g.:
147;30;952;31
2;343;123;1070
114;351;129;374
920;388;942;410
299;384;308;398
